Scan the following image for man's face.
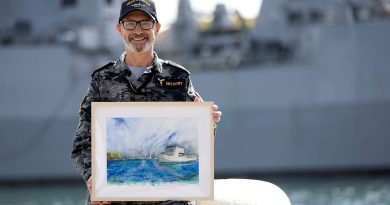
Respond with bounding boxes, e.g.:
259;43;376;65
116;11;161;53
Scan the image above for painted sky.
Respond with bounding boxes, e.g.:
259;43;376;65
107;117;198;155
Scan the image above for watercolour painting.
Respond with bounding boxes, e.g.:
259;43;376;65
106;117;199;186
91;102;214;201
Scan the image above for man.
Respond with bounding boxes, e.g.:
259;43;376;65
71;0;222;205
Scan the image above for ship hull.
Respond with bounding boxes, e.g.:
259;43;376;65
158;155;197;163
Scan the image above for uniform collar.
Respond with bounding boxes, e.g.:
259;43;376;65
115;51;163;74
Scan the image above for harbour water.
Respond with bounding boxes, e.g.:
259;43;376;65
276;174;390;205
107;159;199;185
1;175;390;205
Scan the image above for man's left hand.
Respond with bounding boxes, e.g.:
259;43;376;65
194;97;222;123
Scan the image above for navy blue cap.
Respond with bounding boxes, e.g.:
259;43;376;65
119;0;158;23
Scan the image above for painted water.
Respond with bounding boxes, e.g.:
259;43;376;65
107;159;199;185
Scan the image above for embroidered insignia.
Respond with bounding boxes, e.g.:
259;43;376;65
155;77;185;89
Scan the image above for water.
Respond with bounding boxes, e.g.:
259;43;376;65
108;159;199;185
0;185;86;205
1;175;390;205
277;175;390;205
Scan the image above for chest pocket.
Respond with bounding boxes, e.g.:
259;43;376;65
99;78;131;102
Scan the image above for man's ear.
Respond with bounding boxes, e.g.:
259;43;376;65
115;23;122;33
155;22;161;34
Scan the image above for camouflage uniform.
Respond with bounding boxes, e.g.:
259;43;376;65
71;52;200;205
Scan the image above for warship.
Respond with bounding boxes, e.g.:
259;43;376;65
1;0;390;181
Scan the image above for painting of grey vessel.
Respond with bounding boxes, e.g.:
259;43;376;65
158;145;198;163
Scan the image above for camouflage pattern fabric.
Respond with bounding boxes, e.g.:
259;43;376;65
71;52;200;205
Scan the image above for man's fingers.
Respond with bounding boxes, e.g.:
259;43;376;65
87;178;93;194
194;96;203;102
91;201;111;205
213;111;222;122
213;111;222;117
88;178;110;205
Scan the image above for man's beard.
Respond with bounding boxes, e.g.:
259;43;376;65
125;33;154;53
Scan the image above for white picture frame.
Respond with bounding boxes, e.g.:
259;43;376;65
91;102;214;202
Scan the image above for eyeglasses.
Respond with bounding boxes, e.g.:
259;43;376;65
120;20;156;30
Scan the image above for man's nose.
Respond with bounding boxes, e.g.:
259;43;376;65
134;23;143;31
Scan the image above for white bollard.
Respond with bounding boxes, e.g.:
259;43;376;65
197;179;291;205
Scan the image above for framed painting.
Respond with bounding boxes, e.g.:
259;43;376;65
91;102;214;202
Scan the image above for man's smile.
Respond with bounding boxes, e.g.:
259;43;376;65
131;36;147;41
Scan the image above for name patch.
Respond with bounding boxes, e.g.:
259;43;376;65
155;77;186;89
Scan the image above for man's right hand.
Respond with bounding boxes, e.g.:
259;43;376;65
87;177;111;205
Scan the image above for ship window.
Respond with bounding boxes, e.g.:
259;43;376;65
287;11;304;25
309;10;327;24
106;0;113;5
62;0;77;8
15;19;32;36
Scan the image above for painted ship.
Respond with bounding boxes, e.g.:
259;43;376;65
158;146;197;163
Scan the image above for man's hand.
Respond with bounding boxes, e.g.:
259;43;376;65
194;97;222;123
87;178;111;205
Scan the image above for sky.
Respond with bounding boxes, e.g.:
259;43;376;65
154;0;263;28
107;117;199;155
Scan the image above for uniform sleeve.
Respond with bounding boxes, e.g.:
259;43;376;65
186;76;202;101
71;76;100;182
